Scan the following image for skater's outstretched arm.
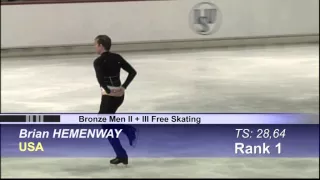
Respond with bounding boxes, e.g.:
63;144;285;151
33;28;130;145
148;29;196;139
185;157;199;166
118;55;137;89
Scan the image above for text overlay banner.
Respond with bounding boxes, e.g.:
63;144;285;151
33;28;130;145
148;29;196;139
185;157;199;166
0;114;318;124
1;124;319;158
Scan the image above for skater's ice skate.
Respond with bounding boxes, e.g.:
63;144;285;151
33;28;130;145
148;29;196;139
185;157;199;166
110;157;128;166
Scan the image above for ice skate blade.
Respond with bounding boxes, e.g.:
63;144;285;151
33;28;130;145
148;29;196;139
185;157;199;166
110;163;129;168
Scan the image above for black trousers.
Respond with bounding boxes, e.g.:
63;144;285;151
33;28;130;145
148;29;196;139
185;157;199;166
99;95;134;158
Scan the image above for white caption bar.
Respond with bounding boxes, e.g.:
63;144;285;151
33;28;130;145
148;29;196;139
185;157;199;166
0;114;307;124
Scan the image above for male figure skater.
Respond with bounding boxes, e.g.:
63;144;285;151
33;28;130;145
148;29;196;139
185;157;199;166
93;35;137;165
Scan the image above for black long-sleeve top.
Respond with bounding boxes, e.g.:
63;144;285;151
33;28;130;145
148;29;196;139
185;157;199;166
93;52;137;94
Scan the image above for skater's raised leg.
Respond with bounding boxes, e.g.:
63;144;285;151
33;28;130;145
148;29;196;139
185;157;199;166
121;125;137;147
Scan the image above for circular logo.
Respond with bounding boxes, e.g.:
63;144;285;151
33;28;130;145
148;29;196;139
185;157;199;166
189;2;222;35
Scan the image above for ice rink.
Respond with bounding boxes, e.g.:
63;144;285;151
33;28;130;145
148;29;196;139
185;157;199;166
1;44;319;178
